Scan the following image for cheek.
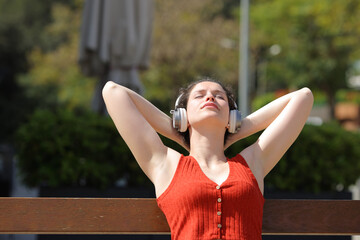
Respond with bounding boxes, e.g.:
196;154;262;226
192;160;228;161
185;102;199;121
223;111;230;124
185;107;196;124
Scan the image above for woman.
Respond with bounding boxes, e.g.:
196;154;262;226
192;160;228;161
102;77;314;240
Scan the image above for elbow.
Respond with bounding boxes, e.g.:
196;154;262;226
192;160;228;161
102;81;117;97
102;81;122;101
299;87;314;107
303;87;314;100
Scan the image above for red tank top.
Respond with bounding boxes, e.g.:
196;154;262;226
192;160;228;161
157;154;264;240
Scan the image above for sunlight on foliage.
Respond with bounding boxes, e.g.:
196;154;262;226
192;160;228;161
142;0;239;107
18;3;96;109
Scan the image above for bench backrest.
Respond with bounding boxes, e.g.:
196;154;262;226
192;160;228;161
0;198;359;235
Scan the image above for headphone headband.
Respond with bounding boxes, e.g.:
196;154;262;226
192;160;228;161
174;93;183;109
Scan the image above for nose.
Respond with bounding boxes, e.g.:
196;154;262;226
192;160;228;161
206;95;215;102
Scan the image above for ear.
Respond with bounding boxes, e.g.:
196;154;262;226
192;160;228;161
226;112;230;129
186;110;190;127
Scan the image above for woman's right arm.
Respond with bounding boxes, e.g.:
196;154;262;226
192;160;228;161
102;81;184;181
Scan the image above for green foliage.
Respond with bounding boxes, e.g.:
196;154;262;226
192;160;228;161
251;92;275;111
0;0;88;143
336;89;360;104
0;0;55;142
0;0;80;73
16;107;360;193
0;86;37;143
226;123;360;193
18;2;96;110
142;0;360;116
142;0;239;106
250;0;360;117
251;89;331;111
6;0;360;193
15;108;151;188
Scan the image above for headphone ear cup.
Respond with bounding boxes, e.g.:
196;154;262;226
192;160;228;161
172;108;188;132
178;108;188;132
228;110;242;133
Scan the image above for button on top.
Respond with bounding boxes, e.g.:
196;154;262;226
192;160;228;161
217;224;222;228
216;185;220;190
217;198;222;203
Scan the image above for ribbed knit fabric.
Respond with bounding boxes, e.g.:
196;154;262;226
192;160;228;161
157;154;265;240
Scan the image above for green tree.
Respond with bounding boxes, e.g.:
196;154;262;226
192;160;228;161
18;2;95;110
141;0;239;108
0;0;81;142
251;0;360;117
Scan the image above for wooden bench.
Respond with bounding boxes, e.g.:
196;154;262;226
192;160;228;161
0;198;360;235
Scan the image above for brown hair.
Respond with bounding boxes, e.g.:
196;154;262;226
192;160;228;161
175;77;237;148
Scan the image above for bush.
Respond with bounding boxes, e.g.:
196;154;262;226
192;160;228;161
16;108;360;193
15;108;150;188
226;122;360;193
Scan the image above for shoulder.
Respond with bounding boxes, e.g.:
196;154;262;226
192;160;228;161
238;149;264;182
240;147;261;170
229;153;245;162
229;153;255;173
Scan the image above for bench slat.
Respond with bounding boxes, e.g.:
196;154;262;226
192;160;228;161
0;198;359;235
0;198;169;234
262;199;360;235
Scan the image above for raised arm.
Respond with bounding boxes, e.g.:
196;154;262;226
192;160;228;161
102;81;184;182
227;88;313;177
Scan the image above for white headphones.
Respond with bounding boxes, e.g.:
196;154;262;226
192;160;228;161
170;94;242;133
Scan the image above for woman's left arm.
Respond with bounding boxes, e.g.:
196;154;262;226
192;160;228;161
227;88;314;177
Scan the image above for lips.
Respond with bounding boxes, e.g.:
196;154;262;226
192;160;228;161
201;102;219;110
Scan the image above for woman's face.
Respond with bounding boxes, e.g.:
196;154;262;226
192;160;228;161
186;81;230;130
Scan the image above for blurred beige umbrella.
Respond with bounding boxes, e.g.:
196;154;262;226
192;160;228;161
79;0;153;113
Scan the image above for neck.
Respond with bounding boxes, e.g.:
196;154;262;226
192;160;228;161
189;127;226;167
